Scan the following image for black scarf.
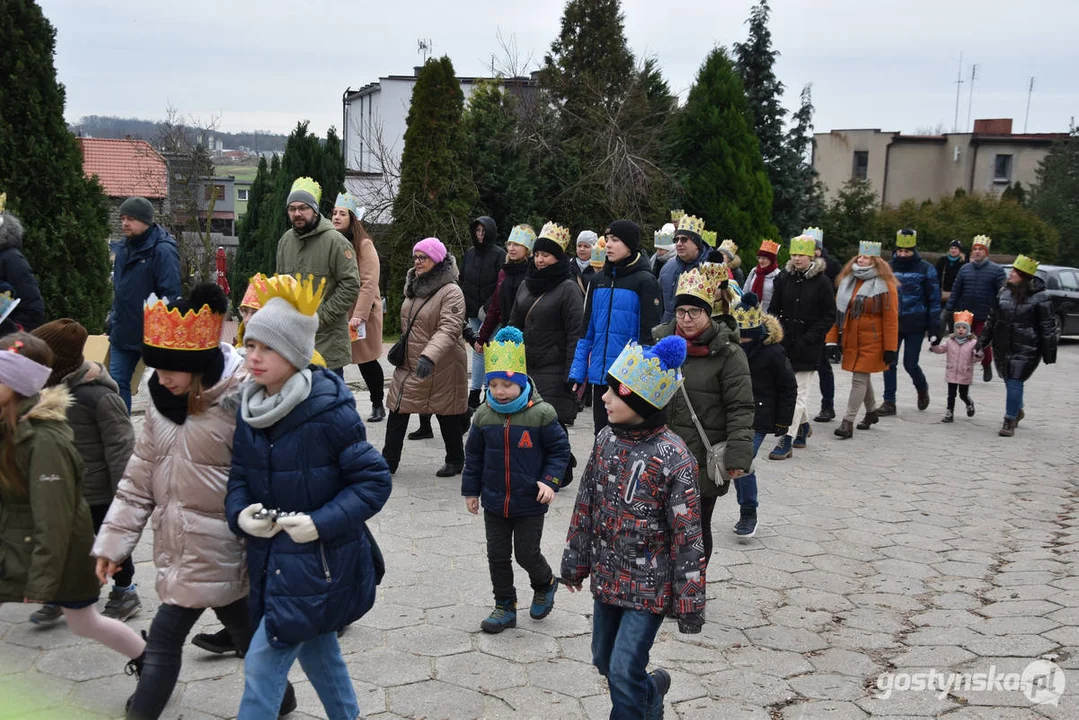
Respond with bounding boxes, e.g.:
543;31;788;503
148;351;226;425
525;257;571;294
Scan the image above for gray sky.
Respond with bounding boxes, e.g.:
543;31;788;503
41;0;1078;138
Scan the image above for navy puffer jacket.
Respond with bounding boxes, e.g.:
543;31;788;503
226;369;391;647
945;259;1006;322
890;251;942;334
110;224;181;351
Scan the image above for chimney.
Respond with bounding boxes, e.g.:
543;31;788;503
972;118;1013;135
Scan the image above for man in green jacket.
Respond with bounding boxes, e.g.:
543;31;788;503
276;177;361;374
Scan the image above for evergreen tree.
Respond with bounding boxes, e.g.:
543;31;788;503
231;155;272;305
0;0;112;331
390;56;477;331
787;84;826;231
672;48;776;262
821;179;880;262
1030;130;1079;264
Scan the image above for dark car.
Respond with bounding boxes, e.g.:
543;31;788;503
1002;264;1079;339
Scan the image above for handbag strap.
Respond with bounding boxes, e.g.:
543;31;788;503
401;294;433;339
524;291;549;327
679;383;712;450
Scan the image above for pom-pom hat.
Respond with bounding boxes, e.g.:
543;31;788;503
606;336;687;419
142;283;228;373
733;292;765;339
484;326;528;389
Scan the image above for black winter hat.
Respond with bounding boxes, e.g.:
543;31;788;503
607;219;641;254
119;197;154;226
949;239;963;250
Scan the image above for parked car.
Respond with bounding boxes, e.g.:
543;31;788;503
1001;263;1079;339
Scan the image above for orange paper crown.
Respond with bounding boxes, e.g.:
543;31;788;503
953;310;974;327
241;273;269;310
759;239;781;255
143;294;223;352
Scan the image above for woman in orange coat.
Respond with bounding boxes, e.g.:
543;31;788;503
827;241;899;438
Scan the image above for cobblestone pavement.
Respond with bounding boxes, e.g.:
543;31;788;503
2;342;1077;719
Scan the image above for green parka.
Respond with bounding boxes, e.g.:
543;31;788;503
653;318;755;496
276;215;362;369
0;387;99;604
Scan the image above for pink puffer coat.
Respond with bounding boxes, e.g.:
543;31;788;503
93;345;248;609
929;335;978;386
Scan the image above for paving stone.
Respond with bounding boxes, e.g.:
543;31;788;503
388;679;486;718
384;623;472;656
744;625;828;653
781;699;869;719
807;648;883;678
788;673;867;700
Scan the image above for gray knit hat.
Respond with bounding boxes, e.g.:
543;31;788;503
119;197;154;225
244;297;318;370
576;230;598;249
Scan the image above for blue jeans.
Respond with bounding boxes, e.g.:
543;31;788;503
1004;377;1024;420
734;432;765;508
468;317;484;391
883;331;928;403
591;600;666;720
109;346;141;413
239;618;358;720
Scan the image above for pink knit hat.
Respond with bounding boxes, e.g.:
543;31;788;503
413;237;447;264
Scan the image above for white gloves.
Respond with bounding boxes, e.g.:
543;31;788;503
239;503;281;538
277;514;319;544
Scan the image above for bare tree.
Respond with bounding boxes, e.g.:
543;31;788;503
345;113;402;224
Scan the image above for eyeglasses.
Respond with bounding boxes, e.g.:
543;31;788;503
675;307;705;320
287;205;310;214
412;254;431;263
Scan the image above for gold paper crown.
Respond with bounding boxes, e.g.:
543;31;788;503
289;177;322;206
759;239;781;255
590;237;607;267
252;274;326;317
143;295;224;352
484;327;527;378
701;230;718;248
719;239;739;257
953;310;974;326
789;235;816;256
670;209;685;223
241;273;268;310
802;227;823;244
608;341;683;410
732;300;764;330
896;229;917;248
1013;254;1040;276
676;214;705;236
538;222;571;251
972;234;992;249
0;193;6;213
675;267;721;308
858;241;882;257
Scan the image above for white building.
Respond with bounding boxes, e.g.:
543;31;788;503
342;68;535;223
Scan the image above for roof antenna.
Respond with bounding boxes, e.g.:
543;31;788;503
417;39;433;63
1023;77;1035;133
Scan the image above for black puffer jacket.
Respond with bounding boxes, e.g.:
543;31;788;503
741;314;798;434
768;258;837;372
0;212;46;332
461;217;504;318
977;277;1058;381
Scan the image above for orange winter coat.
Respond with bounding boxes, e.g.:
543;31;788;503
826;280;899;374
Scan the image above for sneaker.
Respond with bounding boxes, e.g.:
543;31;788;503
530;579;558;620
917;388;930;411
768;435;792;460
480;601;517;634
942;409;954;423
103;586;141;621
192;627;238;655
733;507;757;537
29;604;63;625
793;422;812;449
125;630;148;680
876;401;897;417
650;668;672;716
983;365;993;382
965;399;976;417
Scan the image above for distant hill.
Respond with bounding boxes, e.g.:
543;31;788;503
70;115;288;154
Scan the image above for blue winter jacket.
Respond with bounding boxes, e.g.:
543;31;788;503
461;383;571;518
945;259;1006;322
569;253;663;386
658;246;709;323
890;251;942;335
109;224;181;351
226;369;391;647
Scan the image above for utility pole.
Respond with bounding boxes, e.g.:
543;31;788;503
1024;77;1035;133
953;53;964;133
965;64;978;131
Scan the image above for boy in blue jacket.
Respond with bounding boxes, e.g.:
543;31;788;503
463;327;571;633
226;274;392;720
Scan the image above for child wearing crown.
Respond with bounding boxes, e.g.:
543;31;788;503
462;326;571;633
226;274;391;720
561;336;705;719
929;311;980;423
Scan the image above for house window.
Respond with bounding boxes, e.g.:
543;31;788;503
994;154;1013;183
852;151;869;180
204;184;225;201
237;189;249;202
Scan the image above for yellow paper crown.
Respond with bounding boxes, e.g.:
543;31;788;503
484;327;527;378
289;177;322;206
538;222;571;251
953;310;974;327
972;234;992;250
608;341;683;410
670;209;685;223
701;230;718;248
1012;254;1039;276
590;237;607;268
676;214;705;236
719;239;739;258
858;241;882;257
143;295;223;352
0;193;6;214
252;273;326;317
790;235;816;256
674;267;720;309
896;229;917;248
759;239;781;255
732;300;764;330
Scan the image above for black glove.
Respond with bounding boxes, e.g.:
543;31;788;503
827;344;842;364
929;332;942;347
939;309;952;333
462;325;477;346
415;355;435;379
567;380;579;394
883;350;897;366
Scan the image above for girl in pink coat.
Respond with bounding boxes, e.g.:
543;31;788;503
929;310;981;422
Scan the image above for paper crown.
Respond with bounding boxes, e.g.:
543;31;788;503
654;227;675;249
675;266;721;309
590;237;607;267
676;214;705;237
719;239;739;258
143;294;224;353
334;192;365;221
758;239;781;256
289;177;322;206
896;229;917;248
732;293;764;330
701;230;718;248
953;310;974;327
670;209;686;224
607;337;686;411
859;241;882;257
802;227;823;244
538;221;571;251
789;235;816;256
0;193;6;213
240;273;267;310
484;326;527;378
1013;254;1040;277
507;224;537;251
972;234;992;250
252;273;326;317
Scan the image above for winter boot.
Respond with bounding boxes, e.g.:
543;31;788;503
917;388;930;411
999;418;1016;437
983;365;993;382
650;668;672;715
1016;408;1025;424
942;409;954;423
813;404;836;422
833;420;854;439
876;401;897;417
733;507;758;537
793;422;812;449
481;601;517;634
408;415;434;440
965;398;976;417
192;627;238;656
125;630;148;680
856;410;879;431
468;388;482;410
530;579;558;620
367;404;386;423
768;435;792;460
279;681;297;717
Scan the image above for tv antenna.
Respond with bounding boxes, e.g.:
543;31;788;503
965;63;978;131
952;53;964;133
1024;77;1035;133
417;39;433;63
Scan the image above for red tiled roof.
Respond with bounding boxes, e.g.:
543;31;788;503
78;138;169;199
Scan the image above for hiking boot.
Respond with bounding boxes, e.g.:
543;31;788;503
407;424;434;440
530;579;558;620
29;604;63;625
192;627;238;656
942;409;954;423
1016;408;1024;424
965;399;976;417
793;422;812;449
367;405;386;423
481;601;517;633
983;365;993;382
768;435;792;460
435;462;463;477
813;405;835;422
650;668;672;716
917;388;930;411
279;681;297;717
999;418;1016;437
856;411;879;431
733;507;757;537
833;420;854;439
468;388;482;410
876;401;897;417
125;630;148;680
103;586;141;621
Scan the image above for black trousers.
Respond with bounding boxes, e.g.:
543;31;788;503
818;345;835;408
357;360;384;407
90;503;135;588
701;496;718;569
947;382;971;410
382;411;465;472
592;393;609;435
483;512;552;604
128;598;250;720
